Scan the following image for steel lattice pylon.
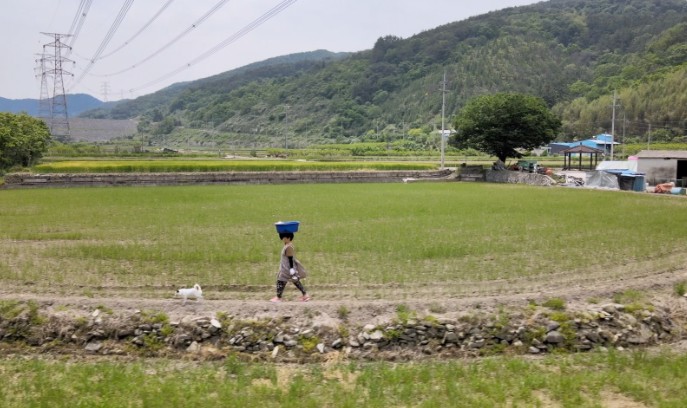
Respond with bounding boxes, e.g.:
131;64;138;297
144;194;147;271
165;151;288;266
40;32;73;141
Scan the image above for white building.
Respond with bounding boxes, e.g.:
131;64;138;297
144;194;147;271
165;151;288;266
636;150;687;185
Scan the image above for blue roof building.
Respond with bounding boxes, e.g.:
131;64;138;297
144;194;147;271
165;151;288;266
549;133;620;156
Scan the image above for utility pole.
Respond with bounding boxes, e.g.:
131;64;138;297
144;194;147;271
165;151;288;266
440;70;448;170
610;90;619;160
622;111;626;158
41;32;73;140
283;105;289;149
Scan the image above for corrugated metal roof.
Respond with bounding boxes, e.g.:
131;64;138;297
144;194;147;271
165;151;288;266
636;150;687;159
560;145;604;153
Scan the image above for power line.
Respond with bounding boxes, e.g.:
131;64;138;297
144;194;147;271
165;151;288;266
47;0;64;29
97;0;177;60
94;0;231;77
66;0;94;49
130;0;298;93
69;0;135;90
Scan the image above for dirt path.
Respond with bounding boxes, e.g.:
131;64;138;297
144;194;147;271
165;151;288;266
2;263;686;326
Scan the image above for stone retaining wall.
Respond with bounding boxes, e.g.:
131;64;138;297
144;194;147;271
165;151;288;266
485;170;557;186
0;301;682;361
3;169;455;188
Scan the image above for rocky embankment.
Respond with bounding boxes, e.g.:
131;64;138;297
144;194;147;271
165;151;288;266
1;298;684;361
2;169;454;188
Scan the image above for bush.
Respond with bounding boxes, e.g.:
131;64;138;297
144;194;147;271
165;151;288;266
0;112;51;172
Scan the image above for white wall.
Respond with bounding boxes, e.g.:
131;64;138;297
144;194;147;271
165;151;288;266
637;158;677;185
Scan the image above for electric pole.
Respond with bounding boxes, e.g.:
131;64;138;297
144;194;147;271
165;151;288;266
284;105;290;149
610;90;620;160
440;70;448;170
41;32;73;140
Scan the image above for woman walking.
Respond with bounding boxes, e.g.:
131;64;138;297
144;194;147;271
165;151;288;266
271;231;310;302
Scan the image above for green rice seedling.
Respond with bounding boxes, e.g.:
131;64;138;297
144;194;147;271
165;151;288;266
674;281;686;297
1;183;687;297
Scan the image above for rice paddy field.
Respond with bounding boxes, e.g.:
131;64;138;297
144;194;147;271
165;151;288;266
2;181;687;406
1;182;686;298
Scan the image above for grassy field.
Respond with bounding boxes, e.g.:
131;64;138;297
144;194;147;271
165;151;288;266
1;182;686;298
1;350;686;407
2;182;687;407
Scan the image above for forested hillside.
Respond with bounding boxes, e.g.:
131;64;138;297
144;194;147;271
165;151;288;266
83;0;687;148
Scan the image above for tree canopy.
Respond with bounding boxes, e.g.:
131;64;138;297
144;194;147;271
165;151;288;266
0;112;51;172
451;93;561;163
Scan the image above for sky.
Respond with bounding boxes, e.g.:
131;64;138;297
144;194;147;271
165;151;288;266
1;0;541;101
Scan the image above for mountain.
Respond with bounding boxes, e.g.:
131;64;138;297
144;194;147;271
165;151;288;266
81;50;349;120
0;94;105;117
80;0;687;148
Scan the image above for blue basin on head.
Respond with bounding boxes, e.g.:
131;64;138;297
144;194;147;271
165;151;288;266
275;221;300;233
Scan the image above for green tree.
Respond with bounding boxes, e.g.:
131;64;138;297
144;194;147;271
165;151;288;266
451;93;561;163
0;112;51;172
153;116;177;135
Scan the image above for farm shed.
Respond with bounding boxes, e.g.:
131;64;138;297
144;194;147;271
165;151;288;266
561;145;604;170
635;150;687;185
549;134;620;156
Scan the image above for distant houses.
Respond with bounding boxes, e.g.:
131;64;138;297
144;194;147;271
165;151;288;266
549;133;620;157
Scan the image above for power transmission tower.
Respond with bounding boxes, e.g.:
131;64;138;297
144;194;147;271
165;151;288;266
101;82;111;102
34;53;52;120
41;32;73;141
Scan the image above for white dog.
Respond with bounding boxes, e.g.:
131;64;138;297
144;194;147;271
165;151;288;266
175;283;202;305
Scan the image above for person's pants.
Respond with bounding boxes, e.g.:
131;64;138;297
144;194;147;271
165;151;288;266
276;279;306;298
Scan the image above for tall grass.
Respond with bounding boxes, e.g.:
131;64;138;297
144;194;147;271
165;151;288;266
1;183;686;297
1;351;686;407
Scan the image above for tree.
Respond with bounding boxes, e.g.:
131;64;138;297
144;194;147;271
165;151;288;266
0;112;51;172
153;116;177;135
451;93;561;163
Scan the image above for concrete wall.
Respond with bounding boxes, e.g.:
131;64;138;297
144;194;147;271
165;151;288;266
637;158;677;185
